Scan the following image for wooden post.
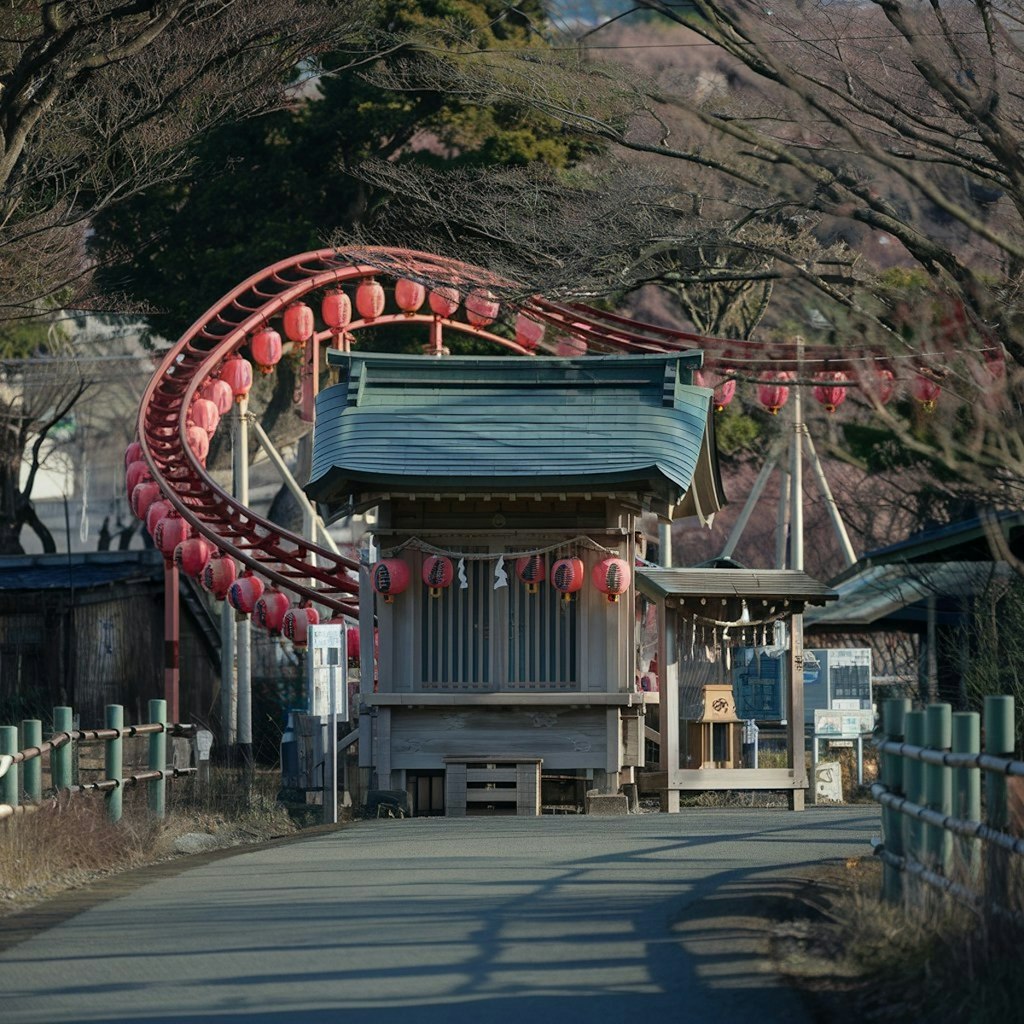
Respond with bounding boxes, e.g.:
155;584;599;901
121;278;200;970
148;699;167;820
952;711;981;879
21;719;42;802
881;698;910;902
924;703;952;874
51;706;74;791
0;726;18;808
658;601;679;812
105;704;124;823
787;611;806;810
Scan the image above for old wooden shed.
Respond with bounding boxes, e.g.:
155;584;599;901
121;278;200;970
306;350;731;813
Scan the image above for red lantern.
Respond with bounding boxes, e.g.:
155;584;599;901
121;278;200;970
515;313;545;353
227;572;264;616
282;303;314;344
201;378;234;415
251;327;282;374
465;288;499;328
131;480;162;521
125;459;151;495
187;424;210;463
322;289;352;330
515;554;546;594
220;354;253;403
125;441;143;467
428;285;461;318
202;552;237;599
550;557;584;602
695;369;737;412
757;371;793;415
556;335;588;357
255;587;290;635
395;279;426;315
592;557;631;603
873;367;896;405
422;555;454;598
356;278;386;320
174;536;213;578
283;604;320;647
154;509;191;563
146;498;172;538
912;373;941;411
812;371;849;413
189;397;220;436
372;559;410;603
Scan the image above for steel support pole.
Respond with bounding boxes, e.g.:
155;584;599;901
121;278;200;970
234;398;253;786
775;464;790;569
21;719;42;802
164;562;180;723
220;601;236;749
790;338;804;573
105;704;123;823
802;431;857;568
719;441;783;560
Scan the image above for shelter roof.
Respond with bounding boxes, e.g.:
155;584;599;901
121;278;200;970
0;550;163;591
307;352;725;523
636;567;837;607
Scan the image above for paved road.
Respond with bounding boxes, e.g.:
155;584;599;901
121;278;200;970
1;807;880;1023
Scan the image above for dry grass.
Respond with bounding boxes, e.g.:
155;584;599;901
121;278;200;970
774;855;1024;1024
0;769;297;916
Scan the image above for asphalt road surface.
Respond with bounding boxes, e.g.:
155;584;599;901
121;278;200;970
1;807;880;1023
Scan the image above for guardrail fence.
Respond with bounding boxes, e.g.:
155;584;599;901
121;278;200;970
874;695;1023;915
0;701;196;823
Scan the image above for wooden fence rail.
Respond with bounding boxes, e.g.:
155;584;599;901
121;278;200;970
0;702;196;823
873;695;1023;915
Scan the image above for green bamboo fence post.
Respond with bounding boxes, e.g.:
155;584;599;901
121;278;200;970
148;699;167;819
882;698;911;902
952;711;981;881
105;704;124;823
903;710;927;871
983;695;1015;908
20;719;42;802
925;703;953;875
51;706;74;792
0;725;18;808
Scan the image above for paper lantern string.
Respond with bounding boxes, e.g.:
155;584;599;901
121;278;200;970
380;534;620;561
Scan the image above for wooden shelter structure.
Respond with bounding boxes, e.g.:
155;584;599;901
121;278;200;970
635;568;837;811
306;349;835;813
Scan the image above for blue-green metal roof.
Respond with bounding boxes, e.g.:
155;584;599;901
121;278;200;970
306;352;725;521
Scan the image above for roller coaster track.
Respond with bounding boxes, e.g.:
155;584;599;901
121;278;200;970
134;247;654;620
136;245;905;622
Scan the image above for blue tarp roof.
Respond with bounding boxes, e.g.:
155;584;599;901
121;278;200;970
0;551;163;591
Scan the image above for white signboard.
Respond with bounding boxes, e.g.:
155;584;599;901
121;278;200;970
814;708;874;738
307;623;348;722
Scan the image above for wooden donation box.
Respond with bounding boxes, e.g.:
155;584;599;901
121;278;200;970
685;684;743;769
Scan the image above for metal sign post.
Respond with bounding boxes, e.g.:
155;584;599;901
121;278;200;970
307;623;347;824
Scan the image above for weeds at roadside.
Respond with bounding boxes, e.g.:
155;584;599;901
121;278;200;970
0;768;298;916
774;856;1024;1024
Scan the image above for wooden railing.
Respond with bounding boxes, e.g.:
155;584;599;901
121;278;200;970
873;696;1023;915
0;702;196;822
